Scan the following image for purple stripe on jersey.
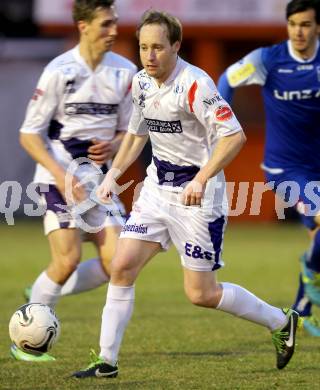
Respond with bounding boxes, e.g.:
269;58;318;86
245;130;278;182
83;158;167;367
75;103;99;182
153;155;200;187
61;137;93;159
39;184;70;229
48;120;63;140
208;216;225;271
61;137;108;173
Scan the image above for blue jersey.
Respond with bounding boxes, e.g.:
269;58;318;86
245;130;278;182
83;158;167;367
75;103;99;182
218;40;320;172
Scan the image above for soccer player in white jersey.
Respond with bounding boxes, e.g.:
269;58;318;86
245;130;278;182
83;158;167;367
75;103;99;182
11;0;137;362
72;10;300;378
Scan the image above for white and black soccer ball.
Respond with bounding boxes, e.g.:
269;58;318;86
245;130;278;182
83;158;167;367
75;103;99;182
9;303;60;355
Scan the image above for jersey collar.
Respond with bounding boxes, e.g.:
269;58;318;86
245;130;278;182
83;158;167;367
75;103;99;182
72;45;106;73
162;57;186;86
287;39;319;63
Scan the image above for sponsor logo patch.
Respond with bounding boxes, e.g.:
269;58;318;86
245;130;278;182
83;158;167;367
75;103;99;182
122;223;148;234
145;118;183;133
32;88;44;101
229;63;256;86
203;94;223;106
138;93;146;107
139;81;151;90
297;64;313;71
274;89;320;100
174;84;184;94
64;79;76;94
64;102;118;115
277;68;294;74
214;105;233;121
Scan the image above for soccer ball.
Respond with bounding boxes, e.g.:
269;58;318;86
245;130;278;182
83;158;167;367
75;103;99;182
9;303;60;355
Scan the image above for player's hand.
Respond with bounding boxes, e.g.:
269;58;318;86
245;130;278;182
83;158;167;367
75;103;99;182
96;169;117;203
88;139;115;164
55;171;87;205
96;168;134;204
181;178;206;206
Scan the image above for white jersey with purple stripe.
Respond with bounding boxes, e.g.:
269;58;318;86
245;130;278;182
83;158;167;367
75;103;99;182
20;45;137;184
128;57;242;209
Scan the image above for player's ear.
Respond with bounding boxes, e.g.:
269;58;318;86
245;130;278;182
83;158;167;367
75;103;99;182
78;20;88;35
172;41;181;54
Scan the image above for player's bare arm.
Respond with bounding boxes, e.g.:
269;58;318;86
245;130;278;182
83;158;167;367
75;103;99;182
97;132;148;202
20;133;86;204
182;131;246;206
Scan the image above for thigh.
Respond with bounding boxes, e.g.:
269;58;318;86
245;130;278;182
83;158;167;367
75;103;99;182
47;228;82;266
168;205;227;272
111;238;162;285
183;268;222;307
119;185;172;251
183;267;219;291
89;225;122;275
39;184;77;235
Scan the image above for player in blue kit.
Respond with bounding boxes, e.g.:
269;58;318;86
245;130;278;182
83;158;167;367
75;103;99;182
218;0;320;336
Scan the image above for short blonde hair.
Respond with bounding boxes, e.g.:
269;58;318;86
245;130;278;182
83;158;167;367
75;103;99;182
136;10;183;45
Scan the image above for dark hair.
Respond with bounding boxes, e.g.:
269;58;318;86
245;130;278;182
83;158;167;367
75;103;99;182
286;0;320;24
72;0;115;22
136;10;182;45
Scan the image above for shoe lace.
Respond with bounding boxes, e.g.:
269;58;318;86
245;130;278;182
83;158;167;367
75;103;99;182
272;330;289;354
84;349;105;370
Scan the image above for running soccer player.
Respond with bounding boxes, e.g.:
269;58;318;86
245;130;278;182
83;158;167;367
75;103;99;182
72;10;300;378
12;0;137;362
217;0;320;336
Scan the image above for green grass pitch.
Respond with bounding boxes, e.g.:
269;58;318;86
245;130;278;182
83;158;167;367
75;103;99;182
0;220;319;389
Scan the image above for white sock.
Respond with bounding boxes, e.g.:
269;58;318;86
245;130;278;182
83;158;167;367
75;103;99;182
217;282;287;331
30;271;62;308
60;258;109;296
99;284;135;365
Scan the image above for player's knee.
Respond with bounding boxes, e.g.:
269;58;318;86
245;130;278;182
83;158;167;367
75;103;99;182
52;248;80;277
185;288;217;308
110;256;138;285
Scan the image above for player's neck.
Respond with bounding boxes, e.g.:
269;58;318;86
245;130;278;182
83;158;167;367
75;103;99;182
79;42;104;70
292;40;318;61
154;56;178;87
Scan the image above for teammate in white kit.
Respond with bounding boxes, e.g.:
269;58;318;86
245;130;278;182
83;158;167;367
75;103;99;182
72;10;300;378
11;0;136;362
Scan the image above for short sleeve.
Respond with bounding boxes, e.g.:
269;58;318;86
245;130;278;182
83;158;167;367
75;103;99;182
187;76;243;138
20;68;61;134
226;48;267;87
116;76;135;132
127;77;148;136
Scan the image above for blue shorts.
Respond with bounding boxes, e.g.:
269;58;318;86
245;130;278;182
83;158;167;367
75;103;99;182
265;169;320;230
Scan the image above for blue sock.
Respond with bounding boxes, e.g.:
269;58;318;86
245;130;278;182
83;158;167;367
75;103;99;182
306;229;320;273
292;273;312;317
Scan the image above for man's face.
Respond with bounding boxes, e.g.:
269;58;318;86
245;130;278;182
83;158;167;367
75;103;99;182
287;9;320;56
139;23;180;84
79;6;118;54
